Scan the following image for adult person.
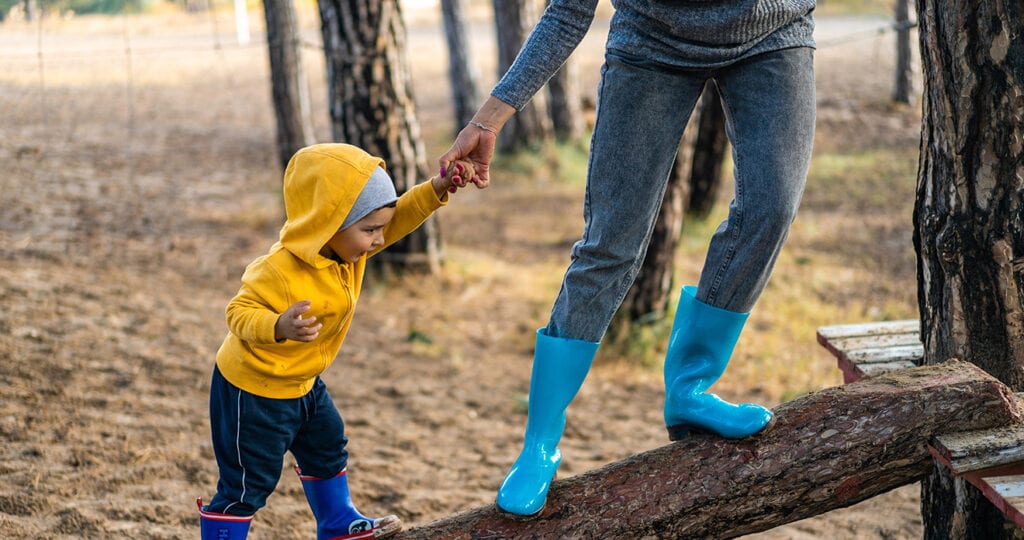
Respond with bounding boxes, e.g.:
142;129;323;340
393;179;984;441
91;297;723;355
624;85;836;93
439;0;817;517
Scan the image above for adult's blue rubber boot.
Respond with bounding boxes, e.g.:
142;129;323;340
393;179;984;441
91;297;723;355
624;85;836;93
197;498;252;539
663;286;774;440
295;467;402;540
496;328;599;516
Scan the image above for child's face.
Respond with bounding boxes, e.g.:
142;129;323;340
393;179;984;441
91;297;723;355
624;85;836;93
323;206;397;263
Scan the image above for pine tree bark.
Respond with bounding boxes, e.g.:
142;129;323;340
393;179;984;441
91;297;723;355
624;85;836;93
441;0;481;132
492;0;552;151
397;361;1022;539
264;0;315;170
913;0;1024;537
688;82;728;219
319;0;441;272
547;58;584;142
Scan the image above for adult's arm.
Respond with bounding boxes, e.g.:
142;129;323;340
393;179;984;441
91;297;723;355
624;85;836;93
439;0;599;185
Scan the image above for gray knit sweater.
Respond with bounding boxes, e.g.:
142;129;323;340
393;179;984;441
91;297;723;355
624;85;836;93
492;0;816;110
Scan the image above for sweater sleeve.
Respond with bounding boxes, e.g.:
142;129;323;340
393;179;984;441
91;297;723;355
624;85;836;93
491;0;598;111
224;259;288;345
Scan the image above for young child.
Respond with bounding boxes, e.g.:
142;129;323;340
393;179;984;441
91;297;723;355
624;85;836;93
197;143;475;539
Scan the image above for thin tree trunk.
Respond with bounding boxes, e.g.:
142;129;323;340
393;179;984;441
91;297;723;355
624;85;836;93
688;82;728;219
493;0;552;151
319;0;441;272
441;0;481;132
398;362;1022;539
264;0;315;170
543;0;583;144
892;0;914;105
547;59;584;141
913;0;1024;537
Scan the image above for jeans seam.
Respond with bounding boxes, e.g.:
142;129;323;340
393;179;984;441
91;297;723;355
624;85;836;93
706;79;743;307
580;64;610;250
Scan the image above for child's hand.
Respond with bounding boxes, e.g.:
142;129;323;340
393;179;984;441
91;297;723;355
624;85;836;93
433;159;479;196
275;300;322;342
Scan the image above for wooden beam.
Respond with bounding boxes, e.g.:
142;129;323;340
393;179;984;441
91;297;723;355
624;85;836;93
816;320;922;383
397;360;1023;539
928;404;1024;529
931;422;1024;475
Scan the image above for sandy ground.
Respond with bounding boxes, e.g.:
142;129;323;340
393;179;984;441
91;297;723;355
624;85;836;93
0;6;926;539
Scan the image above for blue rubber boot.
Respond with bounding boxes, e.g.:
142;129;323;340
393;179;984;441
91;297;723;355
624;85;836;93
496;328;599;516
197;498;252;539
295;467;402;540
663;286;774;440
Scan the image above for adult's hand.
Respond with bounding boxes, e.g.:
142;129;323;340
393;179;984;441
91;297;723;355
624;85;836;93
439;124;496;188
438;96;517;189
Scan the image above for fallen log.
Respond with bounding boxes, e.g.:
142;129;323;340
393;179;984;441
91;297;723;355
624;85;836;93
397;360;1023;539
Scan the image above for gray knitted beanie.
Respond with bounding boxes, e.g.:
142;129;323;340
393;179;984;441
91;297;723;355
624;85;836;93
340;166;399;230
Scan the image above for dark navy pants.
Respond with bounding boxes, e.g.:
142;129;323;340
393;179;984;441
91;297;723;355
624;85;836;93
206;366;349;516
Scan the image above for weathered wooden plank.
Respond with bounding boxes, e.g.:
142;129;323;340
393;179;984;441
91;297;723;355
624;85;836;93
818;321;922;383
858;360;918;378
931;424;1024;474
816;319;919;340
846;344;924;364
981;474;1024;528
825;331;923;353
397;361;1022;540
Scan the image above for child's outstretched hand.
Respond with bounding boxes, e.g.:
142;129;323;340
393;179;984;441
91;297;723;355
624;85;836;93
433;159;479;196
275;300;322;342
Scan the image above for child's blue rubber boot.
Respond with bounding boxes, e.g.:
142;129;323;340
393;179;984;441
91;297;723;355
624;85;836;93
197;498;253;539
663;286;774;440
295;466;402;540
496;328;599;516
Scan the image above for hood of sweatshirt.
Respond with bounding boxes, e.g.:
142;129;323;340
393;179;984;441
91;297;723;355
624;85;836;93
277;144;385;269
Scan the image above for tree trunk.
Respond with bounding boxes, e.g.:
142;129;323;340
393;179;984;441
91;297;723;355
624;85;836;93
441;0;481;132
892;0;915;105
493;0;552;151
688;82;728;219
319;0;441;272
546;59;584;141
913;0;1024;537
397;361;1022;539
543;0;583;144
264;0;315;170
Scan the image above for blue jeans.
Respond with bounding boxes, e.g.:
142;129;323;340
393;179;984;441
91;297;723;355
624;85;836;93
546;46;816;342
206;366;349;516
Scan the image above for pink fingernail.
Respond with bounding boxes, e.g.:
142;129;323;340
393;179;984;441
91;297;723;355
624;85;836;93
448;186;457;193
439;166;446;178
455;163;463;172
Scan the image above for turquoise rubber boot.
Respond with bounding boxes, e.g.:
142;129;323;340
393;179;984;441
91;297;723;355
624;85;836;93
295;467;402;540
496;328;599;516
197;498;252;539
663;286;774;440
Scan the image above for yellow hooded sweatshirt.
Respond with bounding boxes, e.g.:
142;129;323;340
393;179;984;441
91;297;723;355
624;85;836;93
215;143;447;399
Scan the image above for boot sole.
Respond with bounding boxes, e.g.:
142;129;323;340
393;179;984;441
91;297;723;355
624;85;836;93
496;503;545;520
667;414;776;442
